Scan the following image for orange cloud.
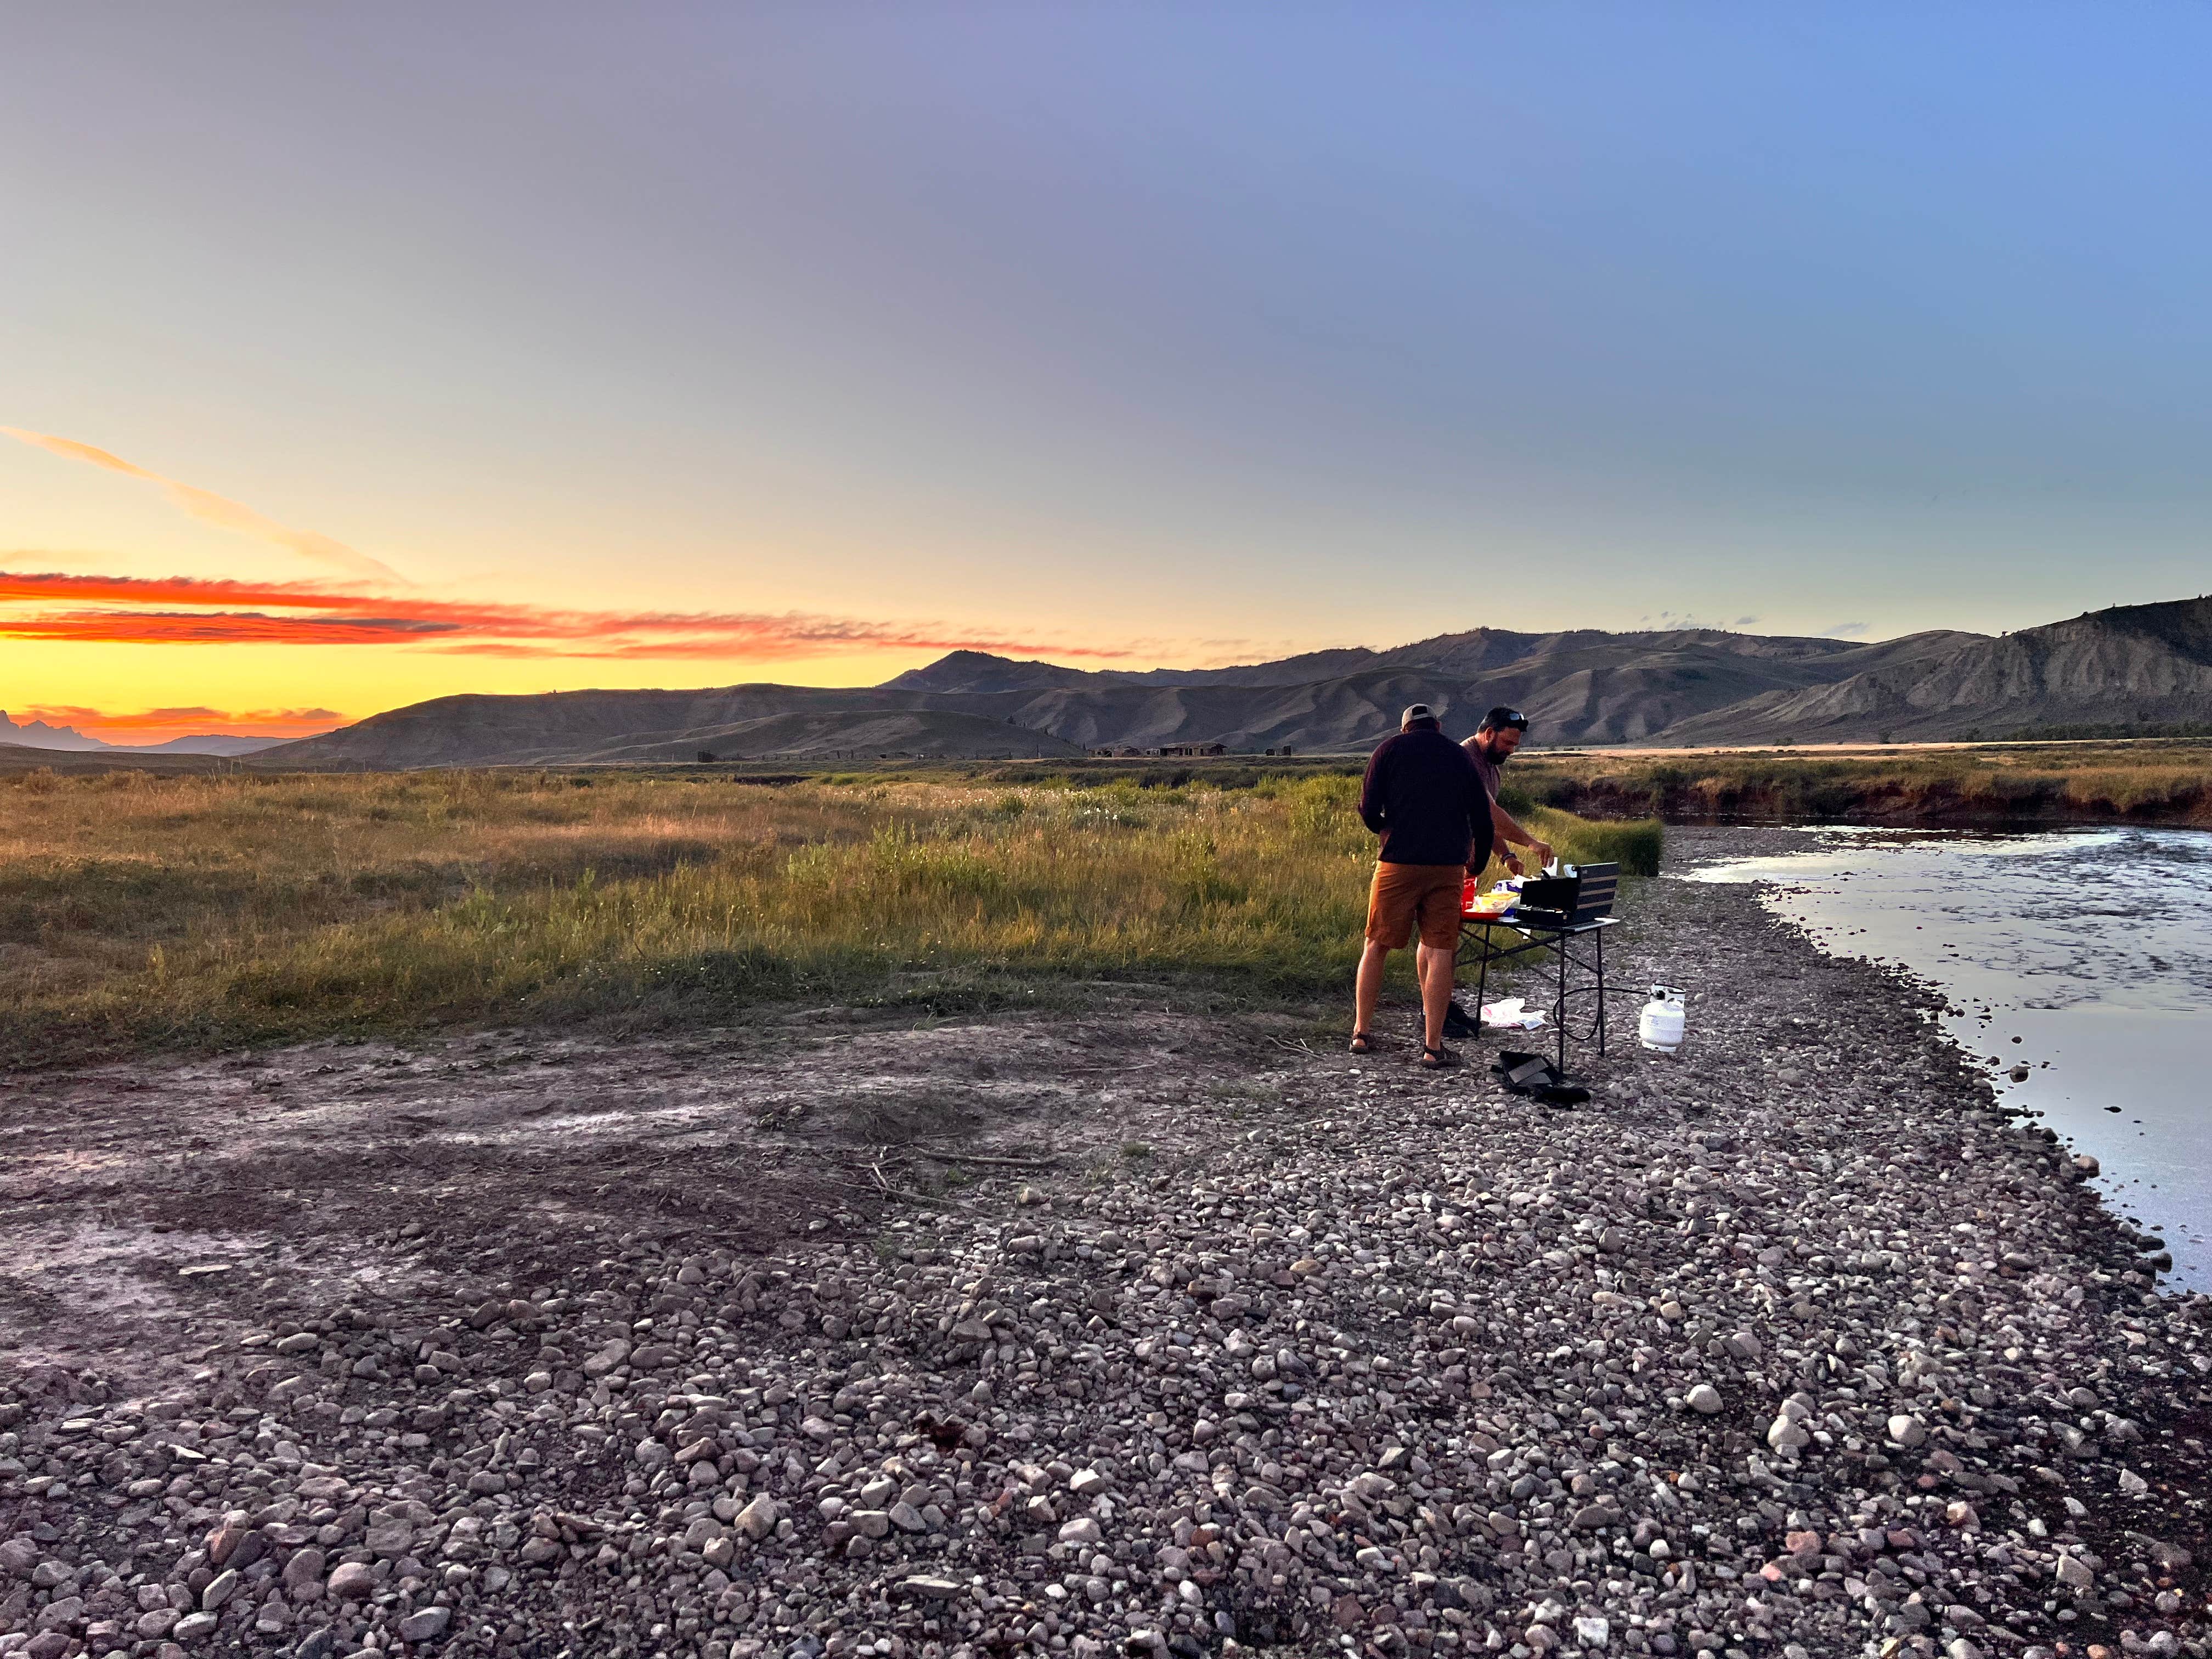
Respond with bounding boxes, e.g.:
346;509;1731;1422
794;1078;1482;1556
1;428;404;582
0;568;1145;663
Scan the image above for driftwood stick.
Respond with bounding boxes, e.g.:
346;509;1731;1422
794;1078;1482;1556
830;1178;969;1211
910;1150;1058;1169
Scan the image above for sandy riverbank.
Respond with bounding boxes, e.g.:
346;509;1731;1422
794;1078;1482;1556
2;828;2207;1659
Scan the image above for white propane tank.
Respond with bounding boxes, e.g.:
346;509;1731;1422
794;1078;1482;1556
1639;985;1686;1053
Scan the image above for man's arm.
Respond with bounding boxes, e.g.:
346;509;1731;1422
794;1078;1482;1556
1490;798;1552;871
1358;746;1389;835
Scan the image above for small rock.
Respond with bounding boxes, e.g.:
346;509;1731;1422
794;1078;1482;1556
580;1339;631;1378
1887;1414;1927;1447
735;1494;780;1540
898;1575;965;1599
326;1561;376;1600
398;1606;452;1641
1684;1383;1723;1415
280;1547;325;1599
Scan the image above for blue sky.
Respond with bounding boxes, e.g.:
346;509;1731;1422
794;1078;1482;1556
4;4;2209;723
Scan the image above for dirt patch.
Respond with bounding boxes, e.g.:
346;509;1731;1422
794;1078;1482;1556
0;997;1309;1390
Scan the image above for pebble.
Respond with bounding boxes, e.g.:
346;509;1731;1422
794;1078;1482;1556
735;1494;780;1540
397;1605;452;1640
325;1561;376;1600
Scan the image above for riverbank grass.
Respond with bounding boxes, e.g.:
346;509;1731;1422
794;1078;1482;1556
1;769;1657;1065
1508;739;2212;823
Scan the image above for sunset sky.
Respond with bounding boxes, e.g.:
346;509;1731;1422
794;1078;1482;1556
7;7;2211;740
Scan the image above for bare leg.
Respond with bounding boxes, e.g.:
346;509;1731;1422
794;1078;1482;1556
1354;938;1391;1039
1419;943;1457;1051
1421;940;1470;1025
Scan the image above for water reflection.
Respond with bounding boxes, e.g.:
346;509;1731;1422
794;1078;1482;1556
1688;827;2212;1288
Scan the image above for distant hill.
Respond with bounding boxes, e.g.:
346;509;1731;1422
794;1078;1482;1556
0;710;290;757
0;710;105;751
259;595;2212;768
264;689;1087;768
128;733;291;757
1661;599;2212;744
580;709;1086;763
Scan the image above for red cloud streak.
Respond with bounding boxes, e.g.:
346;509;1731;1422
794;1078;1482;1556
0;570;1142;662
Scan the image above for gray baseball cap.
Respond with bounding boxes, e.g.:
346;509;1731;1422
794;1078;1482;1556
1401;703;1439;728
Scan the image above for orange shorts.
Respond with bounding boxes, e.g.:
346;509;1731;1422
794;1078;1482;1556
1364;861;1465;950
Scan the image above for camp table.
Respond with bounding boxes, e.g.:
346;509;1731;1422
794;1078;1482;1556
1458;862;1620;1074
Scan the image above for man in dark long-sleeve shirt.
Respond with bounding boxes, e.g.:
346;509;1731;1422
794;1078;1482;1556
1352;704;1493;1065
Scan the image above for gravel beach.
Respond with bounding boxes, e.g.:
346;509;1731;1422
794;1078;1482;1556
3;826;2208;1659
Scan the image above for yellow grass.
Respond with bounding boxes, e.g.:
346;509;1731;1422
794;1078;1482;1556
0;768;1656;1065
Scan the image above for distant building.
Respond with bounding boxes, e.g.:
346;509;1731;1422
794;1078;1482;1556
1156;741;1227;757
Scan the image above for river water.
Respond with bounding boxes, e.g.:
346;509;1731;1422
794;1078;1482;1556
1688;826;2212;1289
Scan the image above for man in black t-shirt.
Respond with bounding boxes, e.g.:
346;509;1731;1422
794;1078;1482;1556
1352;704;1491;1067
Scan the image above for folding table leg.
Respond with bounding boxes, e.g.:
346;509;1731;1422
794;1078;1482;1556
1555;937;1568;1074
1596;927;1607;1056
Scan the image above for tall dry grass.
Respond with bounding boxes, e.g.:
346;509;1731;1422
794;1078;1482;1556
0;769;1656;1065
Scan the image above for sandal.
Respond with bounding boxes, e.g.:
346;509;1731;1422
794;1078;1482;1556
1348;1031;1374;1054
1420;1043;1462;1070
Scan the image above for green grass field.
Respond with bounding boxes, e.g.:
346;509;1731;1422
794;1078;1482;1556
0;768;1658;1066
1504;739;2212;825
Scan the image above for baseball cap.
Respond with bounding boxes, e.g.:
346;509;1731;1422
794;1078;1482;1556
1482;706;1531;731
1400;703;1440;728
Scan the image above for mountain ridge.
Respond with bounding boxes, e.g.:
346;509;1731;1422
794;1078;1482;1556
260;596;2212;768
0;711;289;757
